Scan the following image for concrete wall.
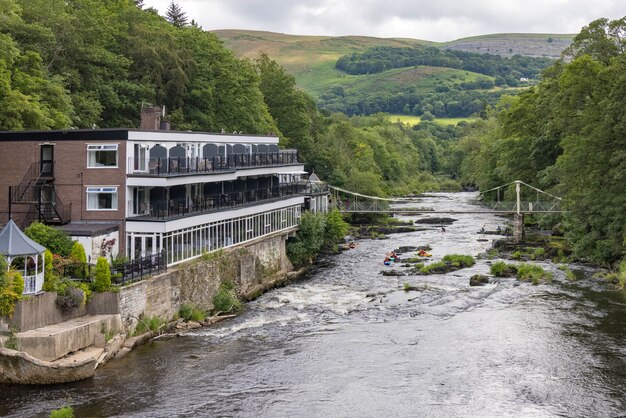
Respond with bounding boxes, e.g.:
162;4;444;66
3;292;87;332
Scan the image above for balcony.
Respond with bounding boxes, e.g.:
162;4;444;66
128;183;312;221
128;150;299;176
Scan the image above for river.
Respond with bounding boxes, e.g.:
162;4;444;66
2;192;626;417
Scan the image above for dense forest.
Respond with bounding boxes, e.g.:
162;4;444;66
319;86;508;118
455;17;626;267
336;46;554;86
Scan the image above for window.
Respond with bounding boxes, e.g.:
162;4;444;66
86;187;118;210
87;144;118;167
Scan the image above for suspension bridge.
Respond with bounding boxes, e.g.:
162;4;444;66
329;180;563;242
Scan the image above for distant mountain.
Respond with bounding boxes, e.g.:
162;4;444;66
212;30;573;118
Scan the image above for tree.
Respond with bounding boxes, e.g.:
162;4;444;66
165;2;187;27
564;17;626;64
421;111;435;121
24;222;73;256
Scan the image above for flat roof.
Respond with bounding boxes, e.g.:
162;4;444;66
0;128;279;142
57;222;119;237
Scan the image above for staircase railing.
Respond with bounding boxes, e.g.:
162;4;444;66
10;162;41;203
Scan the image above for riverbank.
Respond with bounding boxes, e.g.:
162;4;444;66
0;230;304;385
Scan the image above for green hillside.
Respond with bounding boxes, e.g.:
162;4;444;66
213;30;433;77
213;30;569;118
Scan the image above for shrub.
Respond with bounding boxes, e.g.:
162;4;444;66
43;249;55;288
49;406;74;418
110;252;128;270
134;315;167;335
56;286;86;312
70;242;87;279
0;271;24;317
24;222;73;256
93;257;111;292
179;302;206;322
419;261;446;274
442;254;475;268
490;261;518;277
531;247;545;260
516;263;553;284
286;211;326;267
212;281;242;313
324;209;349;248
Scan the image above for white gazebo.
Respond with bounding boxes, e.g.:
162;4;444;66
0;220;46;295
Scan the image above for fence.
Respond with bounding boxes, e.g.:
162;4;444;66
57;251;167;286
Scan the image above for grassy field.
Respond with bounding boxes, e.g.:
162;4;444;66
301;65;494;99
388;115;480;126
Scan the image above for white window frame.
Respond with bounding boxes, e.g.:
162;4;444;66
87;144;118;168
86;186;118;211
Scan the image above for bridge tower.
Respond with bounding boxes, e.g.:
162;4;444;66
513;180;524;243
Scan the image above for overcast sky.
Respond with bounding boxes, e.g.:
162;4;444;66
142;0;625;42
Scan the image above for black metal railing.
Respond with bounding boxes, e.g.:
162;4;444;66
129;150;299;176
128;183;308;220
59;251;167;286
112;251;167;285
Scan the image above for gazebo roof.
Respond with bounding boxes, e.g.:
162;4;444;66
0;220;46;257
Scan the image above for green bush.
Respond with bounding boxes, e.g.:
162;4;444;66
212;281;242;313
490;261;518;277
70;242;87;279
43;249;55;286
0;271;24;317
442;254;475;267
419;261;446;273
49;406;74;418
516;263;553;285
286;211;326;267
24;222;73;256
110;252;128;270
93;257;111;292
179;302;206;322
324;209;349;248
287;210;349;267
616;259;626;288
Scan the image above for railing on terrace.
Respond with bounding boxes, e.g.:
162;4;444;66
128;183;309;220
128;150;299;176
58;251;167;286
112;251;167;285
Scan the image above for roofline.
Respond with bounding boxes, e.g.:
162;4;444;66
0;128;280;142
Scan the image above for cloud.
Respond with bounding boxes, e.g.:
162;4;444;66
143;0;626;41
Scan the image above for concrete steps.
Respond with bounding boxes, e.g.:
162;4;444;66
15;314;122;362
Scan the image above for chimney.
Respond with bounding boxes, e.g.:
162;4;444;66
160;121;171;131
140;106;162;130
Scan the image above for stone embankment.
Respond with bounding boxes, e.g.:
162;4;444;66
0;231;300;384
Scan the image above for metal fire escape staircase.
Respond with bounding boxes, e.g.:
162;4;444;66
8;162;71;228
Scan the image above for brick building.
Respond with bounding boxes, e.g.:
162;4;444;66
0;110;328;265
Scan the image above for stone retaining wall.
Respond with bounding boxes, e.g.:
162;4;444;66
98;230;293;330
1;230;293;333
